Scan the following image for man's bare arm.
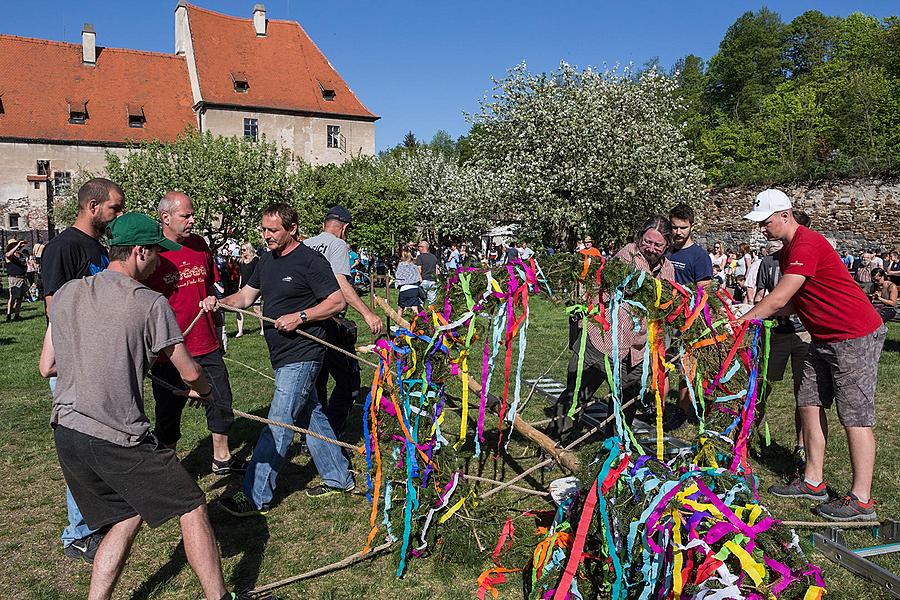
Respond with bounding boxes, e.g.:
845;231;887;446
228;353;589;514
39;324;56;378
740;274;805;322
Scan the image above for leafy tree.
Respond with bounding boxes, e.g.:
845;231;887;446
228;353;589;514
468;62;704;247
429;129;457;159
104;129;292;251
706;8;787;118
783;11;841;78
292;157;415;255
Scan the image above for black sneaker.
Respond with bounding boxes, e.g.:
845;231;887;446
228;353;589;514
769;477;828;501
815;493;878;522
211;457;248;476
218;491;268;517
306;479;355;498
63;532;104;564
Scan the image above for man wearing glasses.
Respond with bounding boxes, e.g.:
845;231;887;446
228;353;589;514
555;216;676;441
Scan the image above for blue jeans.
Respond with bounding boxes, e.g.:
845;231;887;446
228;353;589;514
420;279;438;305
51;377;98;546
243;360;352;508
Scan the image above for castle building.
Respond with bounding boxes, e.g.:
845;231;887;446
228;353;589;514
0;2;377;235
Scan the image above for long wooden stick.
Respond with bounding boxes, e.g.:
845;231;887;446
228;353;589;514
373;295;580;472
248;539;396;596
182;308;206;337
463;473;549;497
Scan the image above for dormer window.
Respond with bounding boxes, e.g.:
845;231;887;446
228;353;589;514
127;104;145;128
68;100;88;124
319;81;335;101
231;71;249;93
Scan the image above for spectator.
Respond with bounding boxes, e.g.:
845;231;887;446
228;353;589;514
712;264;726;286
518;240;535;261
841;250;854;270
886;250;900;285
855;250;874;286
709;241;728;271
446;243;461;272
745;246;764;304
732;274;748;304
459;244;470;268
871;251;884;270
236;242;263;337
502;240;519;264
395;248;422;317
4;239;27;321
415;240;439;306
870;268;898;323
735;243;752;280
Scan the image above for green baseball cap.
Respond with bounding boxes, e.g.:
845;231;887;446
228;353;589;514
107;213;181;251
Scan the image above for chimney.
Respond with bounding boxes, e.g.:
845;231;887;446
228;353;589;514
174;1;188;55
253;4;266;36
81;24;96;65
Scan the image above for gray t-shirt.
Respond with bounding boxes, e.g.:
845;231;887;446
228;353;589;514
415;251;438;281
304;231;351;277
50;270;183;446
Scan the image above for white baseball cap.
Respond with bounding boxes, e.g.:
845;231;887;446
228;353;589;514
743;189;792;222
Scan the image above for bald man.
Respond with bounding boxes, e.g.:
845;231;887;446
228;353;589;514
145;192;243;475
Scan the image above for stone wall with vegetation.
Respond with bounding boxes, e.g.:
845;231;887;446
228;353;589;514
694;177;900;252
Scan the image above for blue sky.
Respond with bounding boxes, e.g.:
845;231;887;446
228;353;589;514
5;1;898;151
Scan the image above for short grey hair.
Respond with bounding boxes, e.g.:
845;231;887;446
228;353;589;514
158;191;191;214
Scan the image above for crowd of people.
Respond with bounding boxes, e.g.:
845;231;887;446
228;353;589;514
0;176;893;597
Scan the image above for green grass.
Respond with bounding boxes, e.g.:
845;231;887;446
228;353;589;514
0;293;898;599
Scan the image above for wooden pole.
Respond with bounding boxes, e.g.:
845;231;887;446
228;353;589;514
373;295;580;472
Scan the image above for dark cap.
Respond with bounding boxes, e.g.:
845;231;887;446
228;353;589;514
107;213;181;251
325;205;352;225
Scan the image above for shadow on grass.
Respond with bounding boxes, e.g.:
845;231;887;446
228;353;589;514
884;338;900;353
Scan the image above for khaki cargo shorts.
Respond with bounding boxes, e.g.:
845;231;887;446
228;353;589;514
796;325;887;427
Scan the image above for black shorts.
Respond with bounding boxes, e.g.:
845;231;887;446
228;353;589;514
398;287;422;308
54;426;205;530
151;349;235;445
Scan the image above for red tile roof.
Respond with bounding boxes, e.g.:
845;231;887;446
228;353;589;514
0;34;195;144
186;5;378;120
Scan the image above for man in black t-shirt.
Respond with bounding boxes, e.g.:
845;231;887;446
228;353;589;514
40;177;125;564
210;203;354;516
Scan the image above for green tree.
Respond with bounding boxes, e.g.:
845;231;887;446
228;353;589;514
292;157;414;255
104;129;292;251
706;8;787;118
402;131;419;149
428;129;457;159
783;11;841;78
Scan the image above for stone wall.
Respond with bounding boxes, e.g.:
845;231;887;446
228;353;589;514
693;178;900;253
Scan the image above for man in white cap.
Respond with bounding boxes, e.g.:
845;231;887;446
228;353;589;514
738;189;886;521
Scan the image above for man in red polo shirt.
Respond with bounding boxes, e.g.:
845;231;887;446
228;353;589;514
146;191;243;475
739;189;887;521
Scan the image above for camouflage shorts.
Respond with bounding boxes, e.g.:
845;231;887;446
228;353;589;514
796;325;887;427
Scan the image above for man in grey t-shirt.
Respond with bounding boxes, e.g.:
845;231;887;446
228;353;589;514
304;205;383;437
415;240;439;305
40;214;233;600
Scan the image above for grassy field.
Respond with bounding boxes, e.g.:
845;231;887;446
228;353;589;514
0;291;898;599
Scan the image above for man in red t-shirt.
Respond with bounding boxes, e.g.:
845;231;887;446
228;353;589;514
146;191;243;476
740;189;887;522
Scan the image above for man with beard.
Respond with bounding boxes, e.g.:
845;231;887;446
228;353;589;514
739;189;886;521
555;216;676;441
145;192;242;474
40;213;236;600
41;177;125;563
667;203;713;422
212;203;353;516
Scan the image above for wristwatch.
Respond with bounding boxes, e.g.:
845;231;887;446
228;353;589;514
298;310;309;323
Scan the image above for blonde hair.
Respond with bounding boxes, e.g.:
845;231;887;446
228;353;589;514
400;249;414;262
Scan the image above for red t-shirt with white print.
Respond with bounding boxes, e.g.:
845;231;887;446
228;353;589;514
779;226;881;343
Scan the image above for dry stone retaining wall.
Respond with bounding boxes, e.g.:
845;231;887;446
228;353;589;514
692;178;900;253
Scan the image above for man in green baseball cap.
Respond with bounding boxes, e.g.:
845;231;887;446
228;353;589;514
40;212;238;599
